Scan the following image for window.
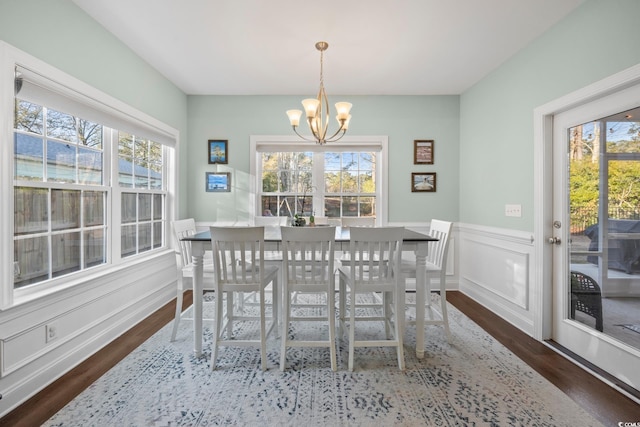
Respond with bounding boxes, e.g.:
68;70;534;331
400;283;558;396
7;60;176;297
13;100;108;287
118;132;165;258
252;136;387;223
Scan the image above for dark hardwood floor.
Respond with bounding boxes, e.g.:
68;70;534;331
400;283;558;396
1;291;638;426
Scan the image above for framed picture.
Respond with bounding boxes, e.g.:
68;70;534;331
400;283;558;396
414;140;434;165
411;172;436;192
206;172;231;192
208;139;228;164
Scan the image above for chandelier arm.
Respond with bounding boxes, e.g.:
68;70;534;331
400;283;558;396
291;126;316;142
325;125;347;143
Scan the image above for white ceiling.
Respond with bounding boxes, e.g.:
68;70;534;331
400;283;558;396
71;0;585;96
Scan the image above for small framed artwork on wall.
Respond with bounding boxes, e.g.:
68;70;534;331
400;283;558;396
206;172;231;192
414;140;434;164
208;139;228;164
411;172;436;192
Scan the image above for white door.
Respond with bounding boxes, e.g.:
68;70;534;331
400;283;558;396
551;83;640;391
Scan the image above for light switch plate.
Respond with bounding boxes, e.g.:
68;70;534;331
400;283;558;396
505;204;522;217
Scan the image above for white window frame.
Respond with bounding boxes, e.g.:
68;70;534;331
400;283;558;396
0;41;179;308
249;135;388;225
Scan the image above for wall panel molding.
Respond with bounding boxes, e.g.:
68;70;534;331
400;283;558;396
458;223;535;335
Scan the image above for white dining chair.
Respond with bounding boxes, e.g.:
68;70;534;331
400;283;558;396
338;226;405;371
170;219;216;342
248;215;287;310
209;226;279;371
402;219;453;351
280;226;337;371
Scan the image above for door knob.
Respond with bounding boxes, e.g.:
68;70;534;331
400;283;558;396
548;237;561;245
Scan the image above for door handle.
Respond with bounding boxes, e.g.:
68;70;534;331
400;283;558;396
548;237;561;245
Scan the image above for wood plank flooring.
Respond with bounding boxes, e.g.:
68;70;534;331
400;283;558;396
1;291;638;426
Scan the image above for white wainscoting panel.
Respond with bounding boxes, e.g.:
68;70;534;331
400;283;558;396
458;223;536;335
0;251;176;417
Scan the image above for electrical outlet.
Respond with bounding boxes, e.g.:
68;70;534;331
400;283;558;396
46;322;59;343
505;204;522;217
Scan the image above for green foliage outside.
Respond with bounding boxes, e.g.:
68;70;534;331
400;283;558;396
570;121;640;233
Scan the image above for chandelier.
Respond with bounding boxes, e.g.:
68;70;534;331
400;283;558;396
286;41;352;145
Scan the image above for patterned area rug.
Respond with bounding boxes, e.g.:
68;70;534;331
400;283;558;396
44;295;602;426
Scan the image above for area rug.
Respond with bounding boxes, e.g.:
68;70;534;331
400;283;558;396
44;295;602;426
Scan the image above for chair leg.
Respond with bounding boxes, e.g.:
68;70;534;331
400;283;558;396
273;278;280;337
440;289;451;341
211;288;224;371
280;284;289;371
348;287;356;371
436;271;451;342
328;287;337;372
226;290;234;339
395;288;405;371
339;276;346;338
384;291;392;339
170;287;184;342
259;288;267;371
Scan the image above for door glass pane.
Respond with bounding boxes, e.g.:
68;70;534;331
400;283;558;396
568;106;640;350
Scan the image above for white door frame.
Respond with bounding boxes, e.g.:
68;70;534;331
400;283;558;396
533;63;640;342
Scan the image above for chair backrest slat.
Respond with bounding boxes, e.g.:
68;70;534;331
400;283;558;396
281;226;336;286
210;226;265;286
427;220;453;270
173;218;198;268
348;227;404;286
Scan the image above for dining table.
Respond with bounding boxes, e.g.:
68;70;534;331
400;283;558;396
181;225;438;359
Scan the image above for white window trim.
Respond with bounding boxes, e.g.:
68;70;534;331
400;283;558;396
249;135;388;225
0;41;179;308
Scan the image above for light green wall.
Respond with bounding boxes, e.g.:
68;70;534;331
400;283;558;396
187;95;460;223
460;0;640;231
0;0;189;217
6;0;635;230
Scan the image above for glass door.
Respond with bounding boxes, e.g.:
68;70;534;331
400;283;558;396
552;88;640;391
